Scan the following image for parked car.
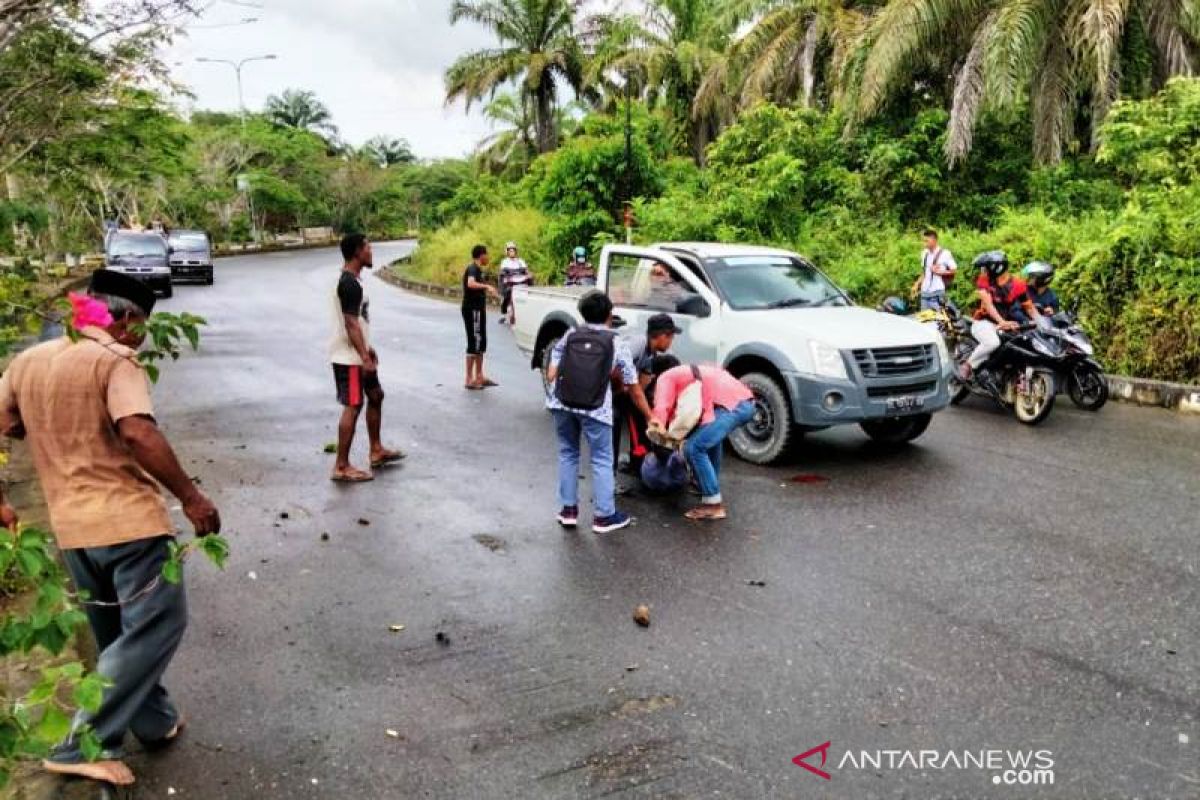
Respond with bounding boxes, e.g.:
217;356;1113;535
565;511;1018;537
104;230;172;298
167;229;214;285
513;243;952;464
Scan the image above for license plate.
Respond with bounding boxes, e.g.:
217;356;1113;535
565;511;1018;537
886;395;923;412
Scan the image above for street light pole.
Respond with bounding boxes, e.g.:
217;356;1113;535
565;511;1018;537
196;54;276;243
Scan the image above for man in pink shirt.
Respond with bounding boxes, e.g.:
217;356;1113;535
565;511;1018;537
647;359;755;520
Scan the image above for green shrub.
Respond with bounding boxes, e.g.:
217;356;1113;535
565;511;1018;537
403;207;553;286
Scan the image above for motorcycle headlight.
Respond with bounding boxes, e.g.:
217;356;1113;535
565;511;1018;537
1032;336;1057;357
808;340;849;381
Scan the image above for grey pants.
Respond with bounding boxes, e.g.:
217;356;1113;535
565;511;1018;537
919;290;948;310
49;535;187;763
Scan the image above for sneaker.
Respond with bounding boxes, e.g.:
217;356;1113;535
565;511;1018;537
593;511;632;534
557;506;579;528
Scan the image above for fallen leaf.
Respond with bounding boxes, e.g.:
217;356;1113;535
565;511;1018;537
357;518;370;526
435;631;450;646
322;443;337;454
320;532;330;542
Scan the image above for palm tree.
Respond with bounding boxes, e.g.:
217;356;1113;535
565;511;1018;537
585;0;741;163
841;0;1200;164
695;0;869;115
263;89;338;137
445;0;584;154
361;136;416;168
474;92;537;173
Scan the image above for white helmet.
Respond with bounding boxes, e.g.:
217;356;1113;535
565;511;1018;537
505;241;518;251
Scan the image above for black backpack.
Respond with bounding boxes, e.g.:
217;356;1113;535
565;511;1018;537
555;327;615;410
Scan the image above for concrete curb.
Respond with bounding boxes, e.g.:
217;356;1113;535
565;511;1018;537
380;267;501;308
1106;374;1200;414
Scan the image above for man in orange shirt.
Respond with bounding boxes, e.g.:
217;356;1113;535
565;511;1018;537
0;269;220;787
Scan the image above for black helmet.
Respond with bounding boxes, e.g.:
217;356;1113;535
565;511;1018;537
878;296;908;315
973;250;1009;279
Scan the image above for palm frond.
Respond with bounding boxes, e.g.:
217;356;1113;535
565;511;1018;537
946;12;995;164
1031;27;1075;164
983;0;1055;107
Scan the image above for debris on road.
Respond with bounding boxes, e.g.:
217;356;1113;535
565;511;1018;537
386;729;400;738
388;624;406;632
472;533;506;552
435;631;450;646
279;511;289;520
746;580;767;587
357;518;370;526
247;571;258;581
625;664;639;672
633;605;651;627
323;443;337;453
320;532;330;542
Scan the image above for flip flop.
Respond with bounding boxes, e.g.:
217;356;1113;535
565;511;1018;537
331;468;374;483
370;450;406;468
465;384;484;391
481;379;499;387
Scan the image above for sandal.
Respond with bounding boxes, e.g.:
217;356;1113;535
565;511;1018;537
465;384;484;391
370;449;406;468
481;378;499;387
684;504;727;521
331;467;374;483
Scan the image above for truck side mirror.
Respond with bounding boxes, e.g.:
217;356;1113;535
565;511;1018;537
676;295;711;318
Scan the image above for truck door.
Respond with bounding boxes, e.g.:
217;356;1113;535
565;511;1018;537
599;246;721;365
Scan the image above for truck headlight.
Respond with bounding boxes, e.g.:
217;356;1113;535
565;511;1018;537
934;336;951;373
808;340;848;381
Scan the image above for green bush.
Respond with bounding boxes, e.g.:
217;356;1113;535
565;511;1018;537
403;207;554;286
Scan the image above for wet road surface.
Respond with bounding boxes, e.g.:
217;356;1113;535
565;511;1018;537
114;243;1198;798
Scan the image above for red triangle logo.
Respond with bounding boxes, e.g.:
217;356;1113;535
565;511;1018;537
792;741;832;780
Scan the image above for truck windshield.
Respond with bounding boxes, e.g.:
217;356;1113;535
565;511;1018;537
707;256;849;310
169;233;208;250
109;235;166;258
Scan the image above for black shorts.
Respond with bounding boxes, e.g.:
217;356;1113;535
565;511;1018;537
332;364;382;407
462;307;487;355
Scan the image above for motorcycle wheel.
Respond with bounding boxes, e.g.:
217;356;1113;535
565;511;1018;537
1068;365;1109;411
1011;370;1057;425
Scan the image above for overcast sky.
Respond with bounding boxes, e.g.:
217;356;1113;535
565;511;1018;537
164;0;631;160
165;0;500;159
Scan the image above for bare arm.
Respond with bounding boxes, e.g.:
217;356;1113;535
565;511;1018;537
466;276;499;296
117;415;220;535
343;314;373;368
627;382;652;422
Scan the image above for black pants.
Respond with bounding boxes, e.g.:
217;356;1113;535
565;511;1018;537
612;392;651;472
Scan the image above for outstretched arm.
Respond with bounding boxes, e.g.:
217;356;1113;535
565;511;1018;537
117;415;221;536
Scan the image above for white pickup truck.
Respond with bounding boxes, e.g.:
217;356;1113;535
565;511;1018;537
513;242;952;464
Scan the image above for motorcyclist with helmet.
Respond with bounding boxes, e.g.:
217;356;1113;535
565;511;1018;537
565;246;597;287
498;241;532;325
1019;261;1061;318
962;250;1042;380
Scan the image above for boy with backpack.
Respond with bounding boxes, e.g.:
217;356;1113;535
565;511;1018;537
546;291;653;533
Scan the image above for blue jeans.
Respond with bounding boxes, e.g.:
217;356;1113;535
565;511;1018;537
553;410;616;518
684;400;756;504
920;290;947;310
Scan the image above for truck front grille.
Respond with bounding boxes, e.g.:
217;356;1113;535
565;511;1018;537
852;344;936;378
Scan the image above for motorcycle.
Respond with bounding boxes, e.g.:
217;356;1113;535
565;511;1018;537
1045;310;1108;411
949;322;1064;425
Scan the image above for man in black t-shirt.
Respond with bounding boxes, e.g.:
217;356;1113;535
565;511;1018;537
462;244;499;390
329;233;404;482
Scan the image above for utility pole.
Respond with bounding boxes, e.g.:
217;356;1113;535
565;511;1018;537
196;54;276;243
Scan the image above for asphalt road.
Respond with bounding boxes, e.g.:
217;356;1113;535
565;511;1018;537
97;242;1198;798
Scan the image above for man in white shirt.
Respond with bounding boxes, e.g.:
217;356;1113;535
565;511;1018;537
912;228;957;310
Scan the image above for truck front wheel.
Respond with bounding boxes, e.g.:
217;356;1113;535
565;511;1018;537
859;413;932;445
729;372;797;465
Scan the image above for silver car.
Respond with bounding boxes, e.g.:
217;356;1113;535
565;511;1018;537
105;231;173;298
167;229;214;285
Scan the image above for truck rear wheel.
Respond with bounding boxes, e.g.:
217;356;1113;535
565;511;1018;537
729;372;796;465
860;413;932;445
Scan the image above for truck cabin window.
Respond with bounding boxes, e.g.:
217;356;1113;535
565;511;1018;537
707;256;848;311
608;256;701;314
